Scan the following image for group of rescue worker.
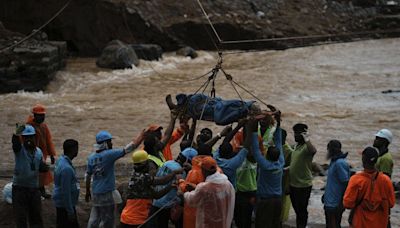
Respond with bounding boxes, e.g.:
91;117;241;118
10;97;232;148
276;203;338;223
10;102;395;228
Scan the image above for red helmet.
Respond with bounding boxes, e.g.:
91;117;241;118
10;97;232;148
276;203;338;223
32;104;46;114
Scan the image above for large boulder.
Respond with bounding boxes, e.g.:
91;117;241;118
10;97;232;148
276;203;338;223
176;46;198;59
130;44;163;61
96;40;139;69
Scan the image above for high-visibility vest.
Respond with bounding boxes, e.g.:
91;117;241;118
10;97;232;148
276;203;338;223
258;126;276;150
148;152;165;168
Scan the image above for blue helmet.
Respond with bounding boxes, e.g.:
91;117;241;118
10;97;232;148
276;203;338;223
22;125;36;136
96;130;113;143
181;147;198;161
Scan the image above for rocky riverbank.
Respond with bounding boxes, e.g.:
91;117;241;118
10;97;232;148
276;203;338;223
1;0;400;93
1;0;399;56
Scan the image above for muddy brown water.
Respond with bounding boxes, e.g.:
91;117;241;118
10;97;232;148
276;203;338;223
0;38;399;226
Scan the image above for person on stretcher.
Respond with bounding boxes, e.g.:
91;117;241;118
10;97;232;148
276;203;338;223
165;93;278;125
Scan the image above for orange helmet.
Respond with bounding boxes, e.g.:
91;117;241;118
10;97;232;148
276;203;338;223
146;124;163;132
32;104;46;114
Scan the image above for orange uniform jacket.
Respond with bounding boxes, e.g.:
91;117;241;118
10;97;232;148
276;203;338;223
120;199;152;225
27;115;56;186
343;170;395;228
163;128;185;161
231;129;265;154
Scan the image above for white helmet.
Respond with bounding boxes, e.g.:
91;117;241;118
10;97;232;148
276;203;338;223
375;129;393;144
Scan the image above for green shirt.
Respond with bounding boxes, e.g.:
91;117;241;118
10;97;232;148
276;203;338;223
236;158;257;192
289;143;315;188
376;152;393;177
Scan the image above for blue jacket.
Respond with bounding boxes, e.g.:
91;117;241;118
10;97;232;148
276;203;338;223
13;146;43;188
153;161;186;208
252;128;284;198
324;152;350;208
86;149;125;194
214;148;248;187
53;155;80;214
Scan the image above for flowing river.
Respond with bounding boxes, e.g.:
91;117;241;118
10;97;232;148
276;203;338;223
0;38;399;226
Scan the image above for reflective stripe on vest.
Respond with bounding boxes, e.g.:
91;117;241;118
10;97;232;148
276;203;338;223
148;153;164;168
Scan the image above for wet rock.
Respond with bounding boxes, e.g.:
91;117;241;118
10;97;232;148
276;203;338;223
130;44;162;61
32;30;48;41
96;40;139;69
0;23;67;93
176;46;198;59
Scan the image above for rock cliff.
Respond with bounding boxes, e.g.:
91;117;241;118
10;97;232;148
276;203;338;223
1;0;395;56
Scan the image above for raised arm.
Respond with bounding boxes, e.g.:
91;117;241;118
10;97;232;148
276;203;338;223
248;119;280;170
302;132;317;155
152;184;176;199
205;125;232;147
274;127;284;165
228;147;248;170
273;111;283;163
152;169;183;185
188;119;197;143
243;125;252;152
161;111;179;148
251;132;273;170
306;142;317;155
123;129;146;155
223;120;246;144
12;134;22;153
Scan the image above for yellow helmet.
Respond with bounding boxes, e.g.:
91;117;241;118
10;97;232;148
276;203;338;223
132;150;149;164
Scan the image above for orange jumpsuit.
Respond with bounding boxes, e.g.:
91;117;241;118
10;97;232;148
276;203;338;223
27;115;56;186
343;170;395;228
